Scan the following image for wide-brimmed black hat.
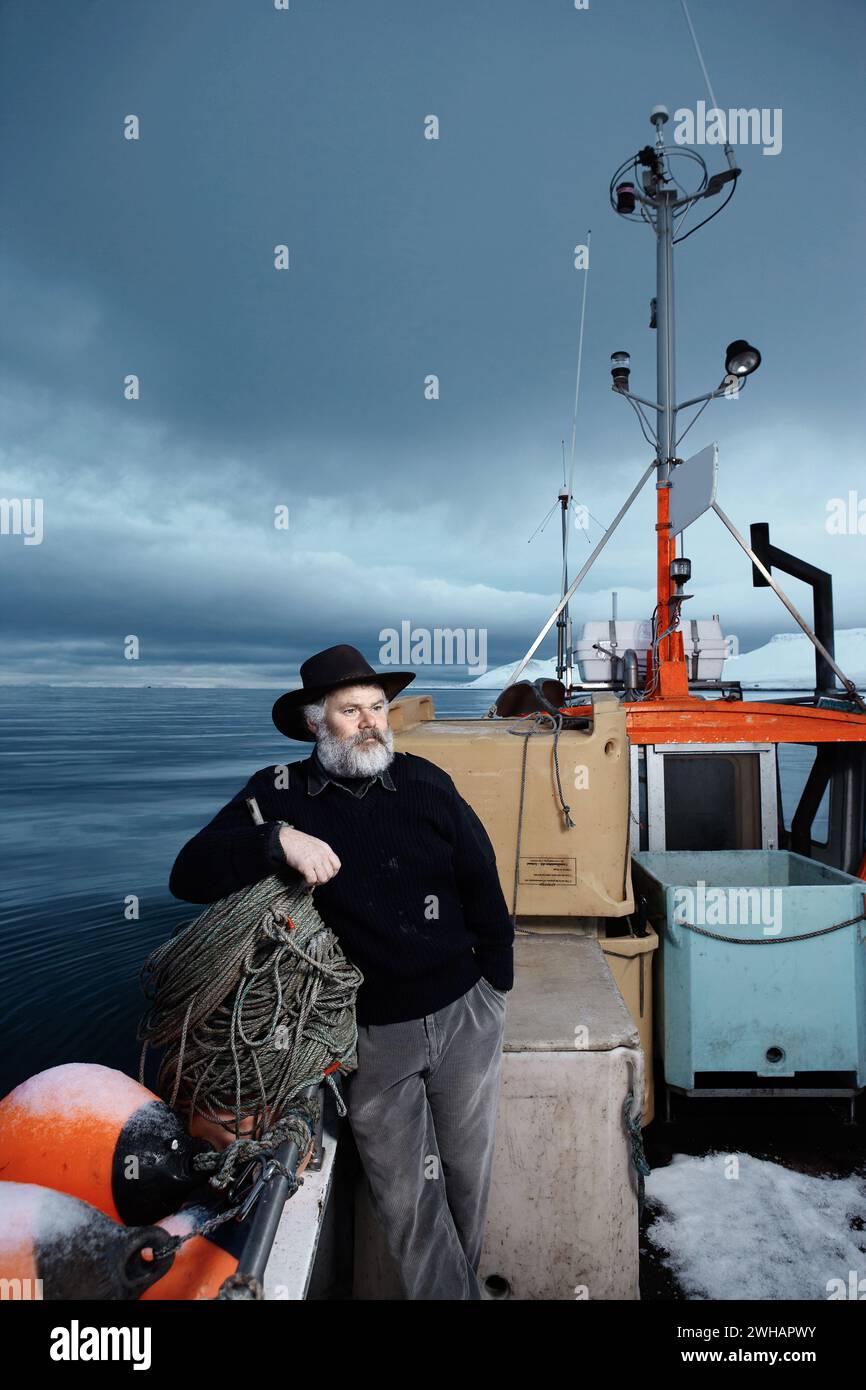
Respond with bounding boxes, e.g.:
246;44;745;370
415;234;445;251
272;644;416;742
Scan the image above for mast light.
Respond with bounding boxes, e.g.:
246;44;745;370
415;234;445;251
610;351;631;390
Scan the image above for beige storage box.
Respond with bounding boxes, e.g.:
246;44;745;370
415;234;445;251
388;694;633;920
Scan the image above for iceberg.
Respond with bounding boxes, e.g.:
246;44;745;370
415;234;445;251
466;657;559;689
724;628;866;688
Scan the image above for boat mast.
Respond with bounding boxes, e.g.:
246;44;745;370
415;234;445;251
654;114;676;484
651;110;679;695
609;102;744;701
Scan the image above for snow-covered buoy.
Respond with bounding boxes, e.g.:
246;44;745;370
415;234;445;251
0;1181;175;1299
0;1063;210;1225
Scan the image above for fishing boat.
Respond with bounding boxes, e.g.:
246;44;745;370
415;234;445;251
321;88;866;1298
3;21;863;1308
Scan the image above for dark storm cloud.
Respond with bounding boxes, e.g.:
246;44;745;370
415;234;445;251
1;0;864;683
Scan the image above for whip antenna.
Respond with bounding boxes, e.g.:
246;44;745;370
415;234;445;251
680;0;737;172
558;227;592;685
566;227;592;510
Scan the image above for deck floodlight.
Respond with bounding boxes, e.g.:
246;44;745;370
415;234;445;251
611;351;631;390
724;339;761;377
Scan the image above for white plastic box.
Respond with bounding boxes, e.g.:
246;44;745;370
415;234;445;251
575;617;727;682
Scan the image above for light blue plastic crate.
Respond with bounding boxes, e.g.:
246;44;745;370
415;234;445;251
631;851;866;1090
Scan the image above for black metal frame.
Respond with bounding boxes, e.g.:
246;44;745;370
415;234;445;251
749;522;838;696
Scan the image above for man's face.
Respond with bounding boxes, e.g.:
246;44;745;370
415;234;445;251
324;684;390;743
311;683;395;778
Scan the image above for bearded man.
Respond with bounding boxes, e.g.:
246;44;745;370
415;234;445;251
169;644;514;1300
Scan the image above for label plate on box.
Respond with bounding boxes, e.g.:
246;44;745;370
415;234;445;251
519;857;576;885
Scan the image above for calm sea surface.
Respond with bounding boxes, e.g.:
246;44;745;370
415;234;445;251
0;684;817;1098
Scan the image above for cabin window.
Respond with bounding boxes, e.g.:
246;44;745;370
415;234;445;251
643;743;777;852
663;753;762;850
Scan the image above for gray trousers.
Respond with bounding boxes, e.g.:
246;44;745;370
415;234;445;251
344;975;507;1300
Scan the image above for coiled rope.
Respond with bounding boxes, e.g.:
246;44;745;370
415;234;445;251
137;873;364;1193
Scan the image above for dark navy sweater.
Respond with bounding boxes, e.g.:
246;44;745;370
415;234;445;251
168;747;514;1025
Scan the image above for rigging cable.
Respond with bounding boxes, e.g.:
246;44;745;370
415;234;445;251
674;175;737;244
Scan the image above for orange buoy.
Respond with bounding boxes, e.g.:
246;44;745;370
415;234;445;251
0;1181;176;1300
140;1193;248;1300
0;1063;211;1226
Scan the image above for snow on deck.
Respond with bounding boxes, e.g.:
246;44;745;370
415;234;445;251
644;1152;866;1300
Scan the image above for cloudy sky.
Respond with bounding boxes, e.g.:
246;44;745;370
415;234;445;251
1;0;864;686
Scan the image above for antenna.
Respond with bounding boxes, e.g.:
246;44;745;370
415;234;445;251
680;0;737;172
566;228;592;508
559;227;592;687
650;104;669;153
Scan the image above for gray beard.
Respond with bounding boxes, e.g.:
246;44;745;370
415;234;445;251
315;725;395;779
